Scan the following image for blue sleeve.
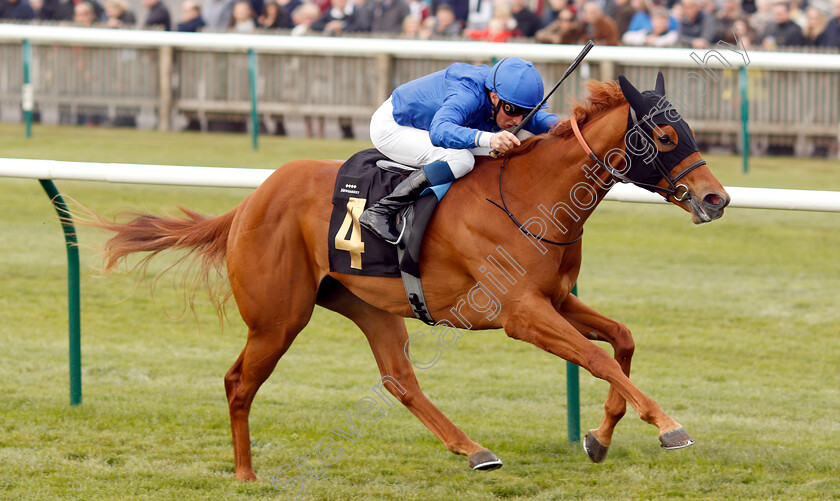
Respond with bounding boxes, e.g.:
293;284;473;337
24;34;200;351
526;110;560;135
428;85;486;150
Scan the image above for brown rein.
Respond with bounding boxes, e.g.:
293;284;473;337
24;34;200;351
485;154;585;247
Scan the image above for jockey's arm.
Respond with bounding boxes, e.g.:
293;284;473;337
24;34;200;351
428;94;488;150
526;109;561;135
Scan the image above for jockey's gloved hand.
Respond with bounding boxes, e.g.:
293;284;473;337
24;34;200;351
490;131;521;155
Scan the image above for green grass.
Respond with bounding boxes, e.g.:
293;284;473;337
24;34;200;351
1;123;839;500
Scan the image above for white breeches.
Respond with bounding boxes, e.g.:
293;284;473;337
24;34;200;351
369;97;476;179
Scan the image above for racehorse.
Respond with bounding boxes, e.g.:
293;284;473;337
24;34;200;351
91;73;730;481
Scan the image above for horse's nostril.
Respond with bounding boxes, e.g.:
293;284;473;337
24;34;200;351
703;193;725;208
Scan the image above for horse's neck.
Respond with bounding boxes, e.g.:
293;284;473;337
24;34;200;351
506;105;628;237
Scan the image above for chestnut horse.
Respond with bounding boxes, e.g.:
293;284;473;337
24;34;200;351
94;74;729;481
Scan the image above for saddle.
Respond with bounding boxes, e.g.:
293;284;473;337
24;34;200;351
329;149;439;324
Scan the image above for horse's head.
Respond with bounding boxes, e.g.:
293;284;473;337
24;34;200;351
617;72;730;224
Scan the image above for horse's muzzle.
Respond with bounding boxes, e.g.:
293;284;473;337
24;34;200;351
690;190;730;224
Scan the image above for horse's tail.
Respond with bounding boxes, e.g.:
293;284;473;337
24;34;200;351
96;206;235;273
87;204;239;316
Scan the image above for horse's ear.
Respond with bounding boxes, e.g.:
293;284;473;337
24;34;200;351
618;75;646;115
655;71;666;96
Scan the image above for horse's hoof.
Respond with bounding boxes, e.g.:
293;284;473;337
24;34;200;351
659;427;694;450
235;470;258;482
583;431;609;463
469;448;503;471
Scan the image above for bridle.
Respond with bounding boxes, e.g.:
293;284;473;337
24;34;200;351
571;105;707;203
486;103;707;247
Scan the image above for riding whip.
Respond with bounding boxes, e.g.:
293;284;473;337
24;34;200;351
490;40;596;158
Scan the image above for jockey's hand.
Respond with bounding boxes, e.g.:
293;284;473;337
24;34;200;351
490;131;521;155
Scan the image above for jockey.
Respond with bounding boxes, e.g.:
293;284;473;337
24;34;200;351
359;57;560;243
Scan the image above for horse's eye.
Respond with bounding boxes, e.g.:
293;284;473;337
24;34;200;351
659;134;672;145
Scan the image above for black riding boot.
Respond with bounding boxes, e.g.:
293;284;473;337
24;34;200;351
359;167;432;243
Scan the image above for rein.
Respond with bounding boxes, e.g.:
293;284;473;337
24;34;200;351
485;155;584;246
570;107;707;202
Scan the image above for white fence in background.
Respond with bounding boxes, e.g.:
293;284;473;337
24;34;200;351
2;158;840;212
1;24;839;155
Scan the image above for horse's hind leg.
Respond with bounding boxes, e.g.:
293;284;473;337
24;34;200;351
317;278;500;470
225;315;311;481
225;264;317;481
559;293;636;462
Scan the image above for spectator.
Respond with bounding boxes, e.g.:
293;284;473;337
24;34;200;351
535;6;583;43
143;0;171;29
423;3;462;37
32;0;62;20
465;15;516;41
749;0;774;37
104;0;135;27
249;0;262;18
824;0;840;47
312;0;370;34
0;0;35;20
73;0;94;24
290;1;319;34
539;0;567;28
510;0;540;36
788;0;807;28
622;7;678;45
732;18;757;48
258;0;288;27
178;0;206;30
57;0;104;20
228;0;255;30
803;6;830;45
370;0;410;34
613;0;636;35
465;0;493;30
406;0;428;20
311;0;329;13
762;2;805;47
276;0;299;23
203;0;236;29
442;0;468;25
580;1;620;45
677;0;717;48
715;0;741;42
401;12;422;35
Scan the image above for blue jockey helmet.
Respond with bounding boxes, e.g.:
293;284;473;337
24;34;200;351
485;57;544;110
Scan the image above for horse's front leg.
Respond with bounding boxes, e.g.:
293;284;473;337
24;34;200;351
557;293;635;462
505;291;693;454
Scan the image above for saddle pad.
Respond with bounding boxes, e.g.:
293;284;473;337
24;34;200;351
329;149;405;277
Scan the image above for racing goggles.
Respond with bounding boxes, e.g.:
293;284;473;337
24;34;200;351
500;101;534;117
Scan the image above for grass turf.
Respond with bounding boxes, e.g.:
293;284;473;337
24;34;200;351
0;123;839;500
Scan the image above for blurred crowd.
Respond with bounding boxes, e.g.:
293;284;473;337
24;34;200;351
1;0;838;49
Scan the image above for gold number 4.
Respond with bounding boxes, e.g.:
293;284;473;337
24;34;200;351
334;197;367;269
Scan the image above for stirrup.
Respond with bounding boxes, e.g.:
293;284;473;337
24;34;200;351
391;216;408;246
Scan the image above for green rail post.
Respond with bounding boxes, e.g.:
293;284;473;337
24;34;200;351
248;49;258;151
22;39;33;139
739;65;749;174
39;180;82;406
567;284;580;442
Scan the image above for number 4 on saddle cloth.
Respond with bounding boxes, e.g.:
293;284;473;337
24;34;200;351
329;148;439;324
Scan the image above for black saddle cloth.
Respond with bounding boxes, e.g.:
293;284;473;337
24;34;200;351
328;148;438;278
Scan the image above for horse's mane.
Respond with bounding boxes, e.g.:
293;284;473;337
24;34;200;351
549;80;627;138
511;80;627;155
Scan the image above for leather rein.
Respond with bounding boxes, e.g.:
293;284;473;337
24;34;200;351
487;106;707;246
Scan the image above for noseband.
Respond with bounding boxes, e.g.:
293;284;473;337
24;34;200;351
570;106;707;202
